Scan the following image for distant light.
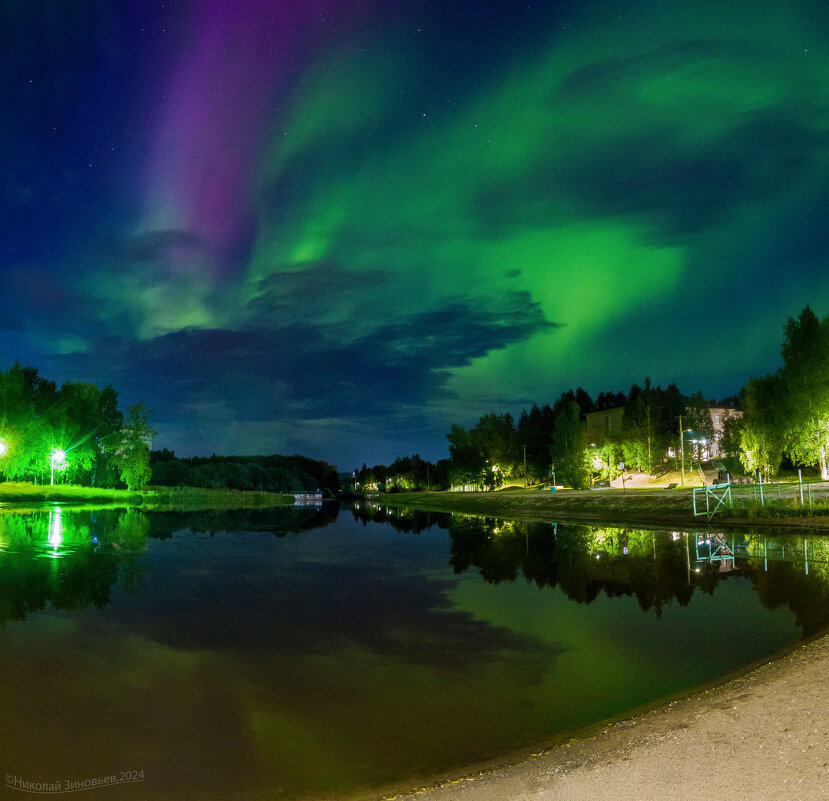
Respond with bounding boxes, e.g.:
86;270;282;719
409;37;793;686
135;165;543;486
0;440;7;457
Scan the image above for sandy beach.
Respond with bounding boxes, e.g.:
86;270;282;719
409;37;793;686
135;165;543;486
381;633;829;801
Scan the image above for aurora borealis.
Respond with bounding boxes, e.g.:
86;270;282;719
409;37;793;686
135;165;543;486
2;1;829;467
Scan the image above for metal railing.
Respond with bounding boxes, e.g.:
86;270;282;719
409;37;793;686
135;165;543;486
693;472;829;519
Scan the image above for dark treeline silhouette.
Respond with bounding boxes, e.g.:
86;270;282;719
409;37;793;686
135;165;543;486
351;454;451;493
150;450;340;495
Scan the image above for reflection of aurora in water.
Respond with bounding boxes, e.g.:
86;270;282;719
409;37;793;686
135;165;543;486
352;503;829;636
1;504;827;800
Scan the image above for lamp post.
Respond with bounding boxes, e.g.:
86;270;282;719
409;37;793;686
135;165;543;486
678;417;693;487
50;448;66;486
679;415;685;487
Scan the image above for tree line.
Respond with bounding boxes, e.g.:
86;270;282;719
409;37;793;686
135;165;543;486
353;383;722;492
352;454;450;493
358;305;826;490
150;450;340;495
444;382;727;490
0;362;155;489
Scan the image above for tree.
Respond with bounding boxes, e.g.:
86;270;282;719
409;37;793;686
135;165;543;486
518;403;556;482
779;305;829;479
113;403;157;490
623;378;679;473
472;412;518;485
739;375;784;476
551;401;590;489
719;412;743;458
447;424;486;489
685;391;715;442
0;363;58;479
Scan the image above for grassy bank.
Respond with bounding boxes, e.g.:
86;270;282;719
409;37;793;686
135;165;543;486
0;481;146;505
378;486;829;530
0;481;294;510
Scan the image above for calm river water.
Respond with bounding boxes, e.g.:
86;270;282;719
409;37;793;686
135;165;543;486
1;503;828;800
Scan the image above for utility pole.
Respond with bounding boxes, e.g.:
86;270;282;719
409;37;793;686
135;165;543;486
523;444;527;488
679;414;685;487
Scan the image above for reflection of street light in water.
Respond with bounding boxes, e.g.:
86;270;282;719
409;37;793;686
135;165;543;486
48;507;63;549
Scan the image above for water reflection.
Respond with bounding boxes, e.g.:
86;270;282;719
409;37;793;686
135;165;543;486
0;505;342;626
148;502;339;540
0;507;150;623
1;503;827;800
353;503;829;637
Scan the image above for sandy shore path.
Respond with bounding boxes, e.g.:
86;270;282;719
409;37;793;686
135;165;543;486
387;634;829;801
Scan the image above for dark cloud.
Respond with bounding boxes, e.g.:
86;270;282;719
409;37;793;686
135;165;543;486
246;263;391;326
475;110;826;239
60;289;555;455
555;40;763;99
474;38;828;239
555;112;825;238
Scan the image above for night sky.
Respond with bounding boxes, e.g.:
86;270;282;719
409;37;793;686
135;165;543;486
2;1;828;469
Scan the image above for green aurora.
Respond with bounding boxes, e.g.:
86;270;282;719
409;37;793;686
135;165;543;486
1;0;828;464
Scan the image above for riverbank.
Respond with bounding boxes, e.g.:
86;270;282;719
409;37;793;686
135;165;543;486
0;481;293;510
379;486;829;530
378;631;829;801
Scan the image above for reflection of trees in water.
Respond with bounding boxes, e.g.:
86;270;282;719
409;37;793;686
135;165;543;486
0;508;149;624
350;502;450;534
352;505;829;634
741;534;829;636
147;504;340;540
0;505;343;624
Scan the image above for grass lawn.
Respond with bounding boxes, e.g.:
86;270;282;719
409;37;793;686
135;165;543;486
0;481;294;510
0;481;145;505
378;485;829;530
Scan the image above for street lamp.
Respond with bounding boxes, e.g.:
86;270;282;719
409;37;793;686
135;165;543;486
50;448;66;486
678;416;693;487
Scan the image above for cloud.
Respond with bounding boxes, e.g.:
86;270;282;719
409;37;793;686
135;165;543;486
471;37;828;240
59;286;555;458
550;112;825;239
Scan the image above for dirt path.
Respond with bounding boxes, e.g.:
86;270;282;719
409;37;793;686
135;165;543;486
383;634;829;801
